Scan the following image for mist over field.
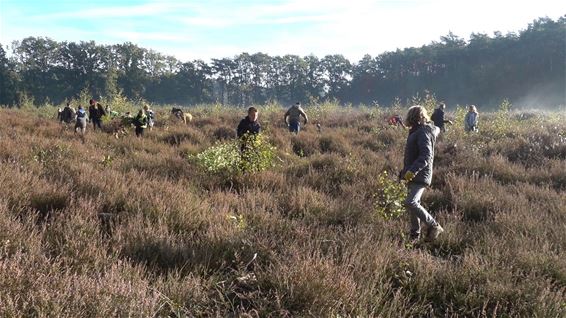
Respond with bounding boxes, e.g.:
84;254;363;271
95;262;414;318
513;81;566;110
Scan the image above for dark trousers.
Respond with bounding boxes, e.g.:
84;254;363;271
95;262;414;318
92;118;102;130
135;127;144;137
288;121;300;133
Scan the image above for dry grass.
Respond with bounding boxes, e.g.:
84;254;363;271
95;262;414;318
0;106;564;317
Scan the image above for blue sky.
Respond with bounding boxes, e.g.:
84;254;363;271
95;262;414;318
0;0;563;62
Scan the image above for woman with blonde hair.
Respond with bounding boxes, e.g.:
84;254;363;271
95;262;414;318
143;104;155;131
464;105;479;132
400;105;444;242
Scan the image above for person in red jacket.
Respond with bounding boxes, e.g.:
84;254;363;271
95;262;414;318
388;114;406;128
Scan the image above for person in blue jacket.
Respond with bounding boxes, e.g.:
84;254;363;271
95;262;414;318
399;105;444;242
75;105;88;135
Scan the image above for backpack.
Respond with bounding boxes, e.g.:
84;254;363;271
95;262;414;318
77;109;86;119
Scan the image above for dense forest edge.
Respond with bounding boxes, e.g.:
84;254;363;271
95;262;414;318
0;16;564;109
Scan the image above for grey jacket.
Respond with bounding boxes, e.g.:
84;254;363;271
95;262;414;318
401;123;440;186
465;112;478;132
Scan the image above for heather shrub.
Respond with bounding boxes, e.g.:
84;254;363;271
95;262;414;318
279;186;333;221
319;133;350;155
212;125;236;140
0;105;564;317
291;134;318;157
162;129;206;147
29;190;69;219
31;143;72;165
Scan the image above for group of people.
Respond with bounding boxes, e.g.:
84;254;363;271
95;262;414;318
431;103;480;133
236;101;482;243
57;97;480;243
57;101;91;135
388;103;480;133
58;99;156;138
237;102;310;137
60;99;321;140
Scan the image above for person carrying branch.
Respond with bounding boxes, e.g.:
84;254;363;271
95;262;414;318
236;106;261;159
237;107;261;137
133;109;149;137
399;105;444;242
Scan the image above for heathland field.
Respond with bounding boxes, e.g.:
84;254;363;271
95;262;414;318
0;103;564;317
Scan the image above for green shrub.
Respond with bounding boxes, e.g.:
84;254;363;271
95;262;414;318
488;99;514;138
191;140;240;175
239;133;277;173
373;171;406;220
190;133;276;176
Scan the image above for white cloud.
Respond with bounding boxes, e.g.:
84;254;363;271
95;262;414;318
242;0;565;61
107;31;190;43
178;0;353;27
29;2;196;20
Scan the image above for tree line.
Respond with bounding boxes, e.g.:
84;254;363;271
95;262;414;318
0;16;564;109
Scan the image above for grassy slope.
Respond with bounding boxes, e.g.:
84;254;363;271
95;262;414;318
0;105;564;317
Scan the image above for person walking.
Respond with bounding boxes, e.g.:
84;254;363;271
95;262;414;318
144;105;155;131
133;109;148;137
61;102;76;124
284;102;308;134
431;103;452;132
75;105;88;136
237;106;261;155
464;105;479;132
88;99;101;131
237;107;261;138
96;102;107;126
399;105;444;242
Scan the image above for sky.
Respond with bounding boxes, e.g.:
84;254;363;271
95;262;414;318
0;0;563;62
